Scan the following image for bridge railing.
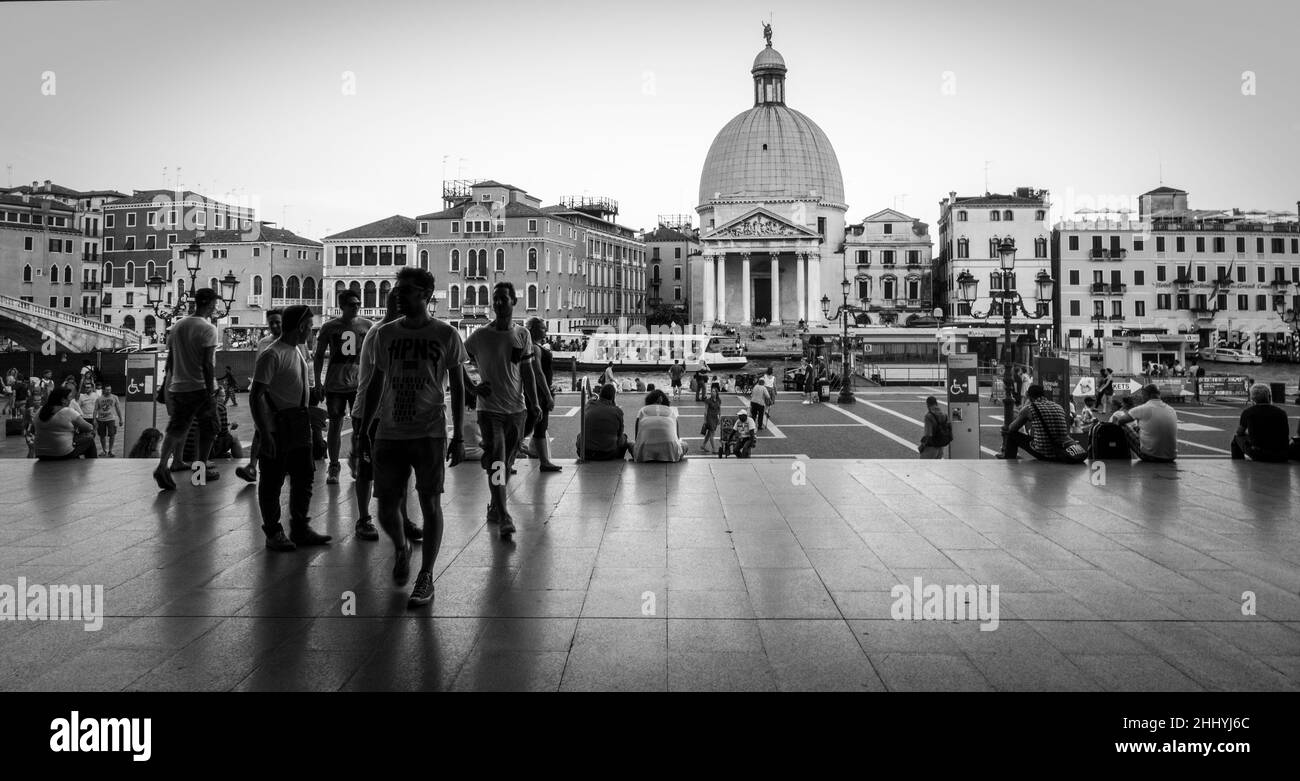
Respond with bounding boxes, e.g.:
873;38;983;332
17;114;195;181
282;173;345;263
0;294;142;344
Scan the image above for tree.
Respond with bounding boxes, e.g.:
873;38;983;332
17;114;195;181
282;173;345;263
646;302;686;327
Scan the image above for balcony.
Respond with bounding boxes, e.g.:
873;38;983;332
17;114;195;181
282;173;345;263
1089;283;1127;295
81;280;101;291
460;305;490;317
904;298;925;309
1107;314;1126;322
878;298;900;309
1191;307;1216;319
1088;249;1129;261
246;294;264;307
905;258;924;268
1269;279;1292;290
1212;277;1233;289
271;297;320;308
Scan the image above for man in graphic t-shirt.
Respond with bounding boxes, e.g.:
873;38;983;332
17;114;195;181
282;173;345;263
314;289;372;485
465;281;546;540
359;268;466;608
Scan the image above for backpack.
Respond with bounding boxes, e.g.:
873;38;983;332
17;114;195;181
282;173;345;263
1090;422;1130;460
928;412;953;448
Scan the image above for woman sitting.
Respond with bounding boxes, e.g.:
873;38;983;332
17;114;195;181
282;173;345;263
34;386;97;461
633;389;687;463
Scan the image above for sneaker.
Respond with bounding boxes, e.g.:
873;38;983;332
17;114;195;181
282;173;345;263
326;462;340;485
107;451;116;458
355;516;380;541
499;513;516;539
540;463;563;472
235;465;257;483
393;539;412;586
265;530;296;552
407;571;435;607
486;503;500;524
153;466;176;491
404;518;424;542
290;524;332;546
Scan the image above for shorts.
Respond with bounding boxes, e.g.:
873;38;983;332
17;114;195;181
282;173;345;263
165;389;217;438
670;378;682;388
478;410;526;472
326;391;357;415
372;437;446;498
96;420;117;438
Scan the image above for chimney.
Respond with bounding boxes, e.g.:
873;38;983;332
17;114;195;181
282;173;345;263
32;181;38;189
44;180;52;191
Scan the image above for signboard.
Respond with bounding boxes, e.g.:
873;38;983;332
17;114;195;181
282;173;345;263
1198;375;1250;398
123;352;159;459
945;352;981;460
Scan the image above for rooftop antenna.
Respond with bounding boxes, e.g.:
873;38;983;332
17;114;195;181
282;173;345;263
983;161;992;195
1158;156;1163;185
5;164;11;188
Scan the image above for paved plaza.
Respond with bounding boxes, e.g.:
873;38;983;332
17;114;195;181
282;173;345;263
0;455;1297;692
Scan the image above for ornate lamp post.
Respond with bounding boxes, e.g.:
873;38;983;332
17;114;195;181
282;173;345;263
820;275;872;404
144;239;238;339
954;239;1055;457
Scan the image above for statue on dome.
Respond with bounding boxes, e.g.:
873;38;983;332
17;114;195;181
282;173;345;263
762;21;772;47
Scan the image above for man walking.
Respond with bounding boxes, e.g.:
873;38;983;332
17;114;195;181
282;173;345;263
251;305;331;551
358;268;466;606
154;288;220;491
669;359;685;400
93;381;122;457
235;309;282;483
465;281;545;540
315;289;372;485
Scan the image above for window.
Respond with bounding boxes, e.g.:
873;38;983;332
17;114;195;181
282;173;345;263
271;275;284;298
23;236;33;251
1217;293;1227;310
1196;237;1205;253
449;285;460;309
64;264;72;283
253;275;263;296
1213;237;1224;253
528;248;537;270
989;273;1003;291
419;249;429;269
673;267;681;280
956;239;968;259
105;237;114;251
883;224;893;235
419;221;428;235
1092;270;1104;285
126;292;134;307
364;246;377;265
1176;237;1185;253
1256;295;1267;311
1196;266;1206;282
907;250;920;265
379;246;393;265
526;284;538;310
146;234;156;250
126;213;136;227
988;239;1000;258
1069;300;1080;316
1256;237;1265;254
450;221;460;234
450;249;460;272
1003;210;1014;221
957;210;967;222
1093;300;1105;318
674;286;682;301
495;248;505;272
23;264;32;282
674;247;681;259
1156;265;1166;281
1134;270;1144;286
1034;237;1047;258
364;281;377;309
1035;210;1045;221
1258;266;1266;282
1237;294;1248;311
195;211;205;227
496;220;505;232
881;250;895;266
545;248;551;272
1134;301;1145;317
1156;236;1165;252
1134;237;1144;252
1156;293;1171;310
1272;238;1286;254
1068;270;1079;285
990;211;1000;222
1068;235;1078;251
528;219;537;232
105;214;115;228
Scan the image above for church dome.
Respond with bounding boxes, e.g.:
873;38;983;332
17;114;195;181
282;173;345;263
699;39;844;206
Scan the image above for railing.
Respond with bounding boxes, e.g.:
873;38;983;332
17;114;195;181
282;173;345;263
460;305;490;317
1087;249;1128;260
270;297;320;308
1090;283;1127;294
1107;314;1126;321
0;293;141;343
246;294;264;307
904;298;924;309
80;280;101;291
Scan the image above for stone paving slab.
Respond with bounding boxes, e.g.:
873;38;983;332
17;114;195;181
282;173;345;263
0;458;1297;692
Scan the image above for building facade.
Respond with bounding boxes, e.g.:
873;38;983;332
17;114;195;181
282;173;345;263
322;215;420;322
644;217;699;319
935;188;1054;359
544;196;646;330
843;209;934;325
692;32;846;326
1054;187;1300;361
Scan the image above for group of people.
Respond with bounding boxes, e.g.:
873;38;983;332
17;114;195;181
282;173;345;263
6;363;125;461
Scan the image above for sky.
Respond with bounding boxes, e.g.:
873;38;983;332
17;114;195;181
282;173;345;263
2;0;1298;241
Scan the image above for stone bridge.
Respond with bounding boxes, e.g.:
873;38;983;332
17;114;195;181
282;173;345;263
0;294;141;353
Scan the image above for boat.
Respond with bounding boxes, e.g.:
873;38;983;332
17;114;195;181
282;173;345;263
543;331;748;371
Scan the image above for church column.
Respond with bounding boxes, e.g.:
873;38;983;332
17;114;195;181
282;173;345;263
769;253;781;324
741;252;751;324
796;252;807;323
716;254;727;323
702;254;716;323
806;251;821;322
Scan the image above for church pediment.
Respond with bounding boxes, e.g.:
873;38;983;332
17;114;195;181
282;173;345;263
705;208;819;240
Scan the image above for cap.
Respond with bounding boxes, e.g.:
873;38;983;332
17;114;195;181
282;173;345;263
737;411;748;417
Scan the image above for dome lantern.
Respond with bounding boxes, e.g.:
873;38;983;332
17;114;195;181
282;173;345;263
752;28;787;106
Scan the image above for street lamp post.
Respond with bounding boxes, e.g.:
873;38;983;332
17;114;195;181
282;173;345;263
820;275;871;404
144;239;238;339
954;239;1055;458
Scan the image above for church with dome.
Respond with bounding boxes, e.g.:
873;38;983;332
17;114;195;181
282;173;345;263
693;27;846;326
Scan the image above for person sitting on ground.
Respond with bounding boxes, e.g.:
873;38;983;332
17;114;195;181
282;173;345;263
999;384;1085;463
1108;394;1137;423
730;409;757;458
1230;383;1291;462
33;386;98;461
1075;396;1101;431
635;377;646;393
633;389;687;463
209;386;243;460
1110;384;1179;463
576;382;631;461
128;428;164;459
